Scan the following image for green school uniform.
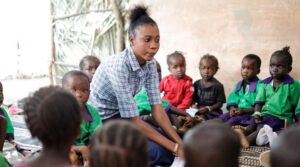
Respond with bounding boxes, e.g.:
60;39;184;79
134;88;171;116
75;104;102;146
0;152;9;167
255;75;300;123
295;97;300;118
0;106;14;141
227;78;260;110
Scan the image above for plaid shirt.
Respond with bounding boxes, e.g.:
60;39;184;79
88;47;162;120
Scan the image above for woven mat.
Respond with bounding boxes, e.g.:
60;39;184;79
239;146;270;167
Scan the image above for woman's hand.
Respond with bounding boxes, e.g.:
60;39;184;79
176;144;184;159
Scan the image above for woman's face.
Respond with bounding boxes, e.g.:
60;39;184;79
130;24;160;65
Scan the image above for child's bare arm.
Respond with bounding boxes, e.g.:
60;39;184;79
169;106;189;116
235;108;254;115
254;103;263;123
199;102;223;113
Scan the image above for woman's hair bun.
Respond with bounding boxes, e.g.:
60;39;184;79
129;5;149;23
282;46;290;53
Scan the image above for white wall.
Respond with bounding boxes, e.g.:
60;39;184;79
130;0;300;95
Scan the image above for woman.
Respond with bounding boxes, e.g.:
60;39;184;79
88;5;183;166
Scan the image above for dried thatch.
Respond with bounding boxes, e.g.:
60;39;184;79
50;0;129;84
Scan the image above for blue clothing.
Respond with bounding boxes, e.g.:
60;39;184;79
88;47;162;120
102;115;174;166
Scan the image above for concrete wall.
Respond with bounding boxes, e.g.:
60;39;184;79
130;0;300;96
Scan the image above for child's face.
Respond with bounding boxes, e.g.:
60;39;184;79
130;24;160;65
63;76;90;108
241;59;259;81
199;59;217;81
269;55;290;80
82;60;99;82
168;57;186;79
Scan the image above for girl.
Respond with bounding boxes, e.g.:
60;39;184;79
17;86;82;167
88;5;182;166
160;51;194;111
193;54;226;120
90;120;148;167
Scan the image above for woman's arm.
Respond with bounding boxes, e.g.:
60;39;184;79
130;115;183;158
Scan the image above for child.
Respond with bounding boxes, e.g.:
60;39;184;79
90;120;148;167
296;94;300;122
79;55;101;82
135;60;190;128
160;51;194;111
0;82;14;142
0;116;6;151
62;70;102;164
18;86;82;167
193;54;226;120
270;127;300;167
221;54;261;126
183;121;240;167
239;46;300;147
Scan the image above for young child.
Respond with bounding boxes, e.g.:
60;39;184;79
0;116;6;151
183;121;240;167
0;82;14;142
18;86;82;167
62;70;102;164
135;60;190;128
90;120;149;167
239;46;300;147
221;54;261;126
193;54;226;120
270;127;300;167
79;55;100;82
160;51;194;111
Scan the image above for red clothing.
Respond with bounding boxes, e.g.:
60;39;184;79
160;75;194;110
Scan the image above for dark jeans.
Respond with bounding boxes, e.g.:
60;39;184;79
102;113;175;166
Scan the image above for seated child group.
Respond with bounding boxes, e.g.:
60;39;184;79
1;45;300;166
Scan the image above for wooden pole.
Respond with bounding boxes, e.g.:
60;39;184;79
49;0;55;85
111;0;125;53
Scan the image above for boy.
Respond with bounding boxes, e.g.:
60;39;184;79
62;70;102;165
79;55;100;82
221;54;261;126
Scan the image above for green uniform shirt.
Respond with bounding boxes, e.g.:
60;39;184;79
294;95;300;118
0;152;9;167
75;104;102;146
255;75;300;123
134;88;170;116
0;106;14;138
227;78;260;111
